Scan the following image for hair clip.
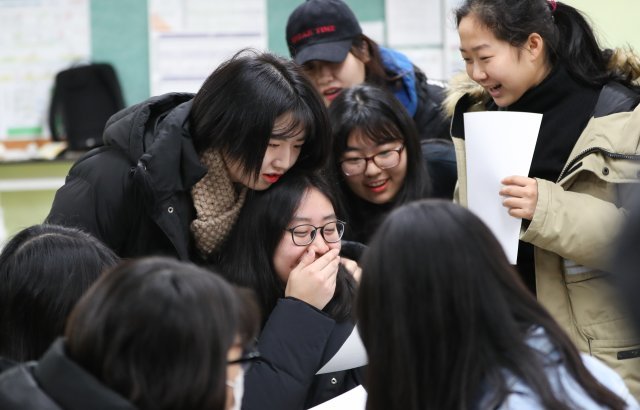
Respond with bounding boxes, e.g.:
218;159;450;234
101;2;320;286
548;0;557;12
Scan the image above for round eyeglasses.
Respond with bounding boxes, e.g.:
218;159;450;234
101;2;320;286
340;145;405;176
285;220;346;246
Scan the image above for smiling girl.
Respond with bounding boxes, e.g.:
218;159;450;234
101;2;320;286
329;84;431;243
285;0;450;144
220;171;361;409
447;0;640;395
47;50;330;263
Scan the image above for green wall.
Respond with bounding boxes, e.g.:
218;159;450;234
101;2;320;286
88;0;384;105
89;0;639;106
563;0;640;51
91;0;150;106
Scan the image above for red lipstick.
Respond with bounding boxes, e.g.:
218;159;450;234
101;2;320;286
263;174;281;184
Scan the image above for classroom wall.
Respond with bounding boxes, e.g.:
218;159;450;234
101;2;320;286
91;0;149;106
90;0;639;104
562;0;640;51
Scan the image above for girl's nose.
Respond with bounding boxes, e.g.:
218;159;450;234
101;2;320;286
471;63;487;82
363;158;382;177
308;231;330;254
273;151;291;170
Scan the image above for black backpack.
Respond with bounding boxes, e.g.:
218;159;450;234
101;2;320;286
48;63;125;150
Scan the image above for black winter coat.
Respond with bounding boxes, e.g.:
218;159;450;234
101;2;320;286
414;68;450;142
243;298;364;410
47;93;207;261
0;339;136;410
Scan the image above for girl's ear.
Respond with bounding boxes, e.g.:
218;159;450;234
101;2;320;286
525;32;545;61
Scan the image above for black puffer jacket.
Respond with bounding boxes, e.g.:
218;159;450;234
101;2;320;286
243;298;364;410
0;339;136;410
47;93;206;261
414;69;450;142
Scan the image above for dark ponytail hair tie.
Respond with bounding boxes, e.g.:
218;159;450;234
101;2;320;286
548;0;557;12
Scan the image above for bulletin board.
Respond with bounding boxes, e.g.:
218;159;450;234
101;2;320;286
0;0;90;141
148;0;268;96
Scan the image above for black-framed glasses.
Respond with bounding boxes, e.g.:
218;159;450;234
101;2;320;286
285;220;346;246
340;144;405;176
227;350;261;372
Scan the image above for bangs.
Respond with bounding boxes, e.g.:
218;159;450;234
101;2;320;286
270;105;311;141
348;117;404;147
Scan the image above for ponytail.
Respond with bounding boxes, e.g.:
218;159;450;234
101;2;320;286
551;2;609;87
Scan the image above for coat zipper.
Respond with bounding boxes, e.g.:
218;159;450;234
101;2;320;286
557;147;640;183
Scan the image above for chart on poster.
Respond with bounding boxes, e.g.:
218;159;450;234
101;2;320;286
0;0;90;140
148;0;268;96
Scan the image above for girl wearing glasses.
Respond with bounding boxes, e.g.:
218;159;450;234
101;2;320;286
47;50;329;264
329;84;431;243
220;171;361;410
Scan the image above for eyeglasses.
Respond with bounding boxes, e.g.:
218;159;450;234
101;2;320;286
340;145;405;176
227;349;261;372
285;220;346;246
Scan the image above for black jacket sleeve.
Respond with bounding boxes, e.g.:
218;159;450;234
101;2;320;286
242;298;336;410
413;67;451;142
46;147;136;254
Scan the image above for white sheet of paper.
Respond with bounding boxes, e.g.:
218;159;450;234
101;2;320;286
316;326;368;375
308;385;367;410
464;111;542;263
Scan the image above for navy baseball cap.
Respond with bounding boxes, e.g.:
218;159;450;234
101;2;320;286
286;0;363;65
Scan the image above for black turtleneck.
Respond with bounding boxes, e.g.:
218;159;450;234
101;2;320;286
489;65;600;294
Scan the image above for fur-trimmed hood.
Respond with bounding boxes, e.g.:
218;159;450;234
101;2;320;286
443;72;486;118
442;48;640;118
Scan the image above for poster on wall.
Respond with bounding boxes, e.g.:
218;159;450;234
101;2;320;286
0;0;90;140
384;0;465;81
148;0;268;96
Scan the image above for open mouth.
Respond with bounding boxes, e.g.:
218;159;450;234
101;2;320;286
487;84;502;95
365;179;388;193
263;173;282;184
323;87;342;101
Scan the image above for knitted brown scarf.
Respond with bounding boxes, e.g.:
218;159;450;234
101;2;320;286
191;149;247;257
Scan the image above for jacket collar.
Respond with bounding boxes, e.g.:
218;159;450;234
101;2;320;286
103;93;207;197
34;339;137;410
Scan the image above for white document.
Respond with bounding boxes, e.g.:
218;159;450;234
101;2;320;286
308;385;367;410
464;111;542;264
316;326;368;375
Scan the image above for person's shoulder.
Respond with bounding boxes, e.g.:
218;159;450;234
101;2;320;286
0;362;62;410
103;93;195;158
593;81;640;118
66;145;132;181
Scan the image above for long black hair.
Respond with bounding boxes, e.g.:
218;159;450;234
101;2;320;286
190;49;331;182
66;257;259;410
0;224;119;362
328;84;430;242
220;170;356;324
455;0;639;90
357;200;627;410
